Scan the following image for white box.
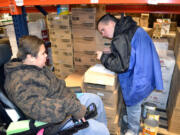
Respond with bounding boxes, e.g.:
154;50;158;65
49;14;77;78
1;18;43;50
153;38;169;57
145;50;175;109
84;64;117;86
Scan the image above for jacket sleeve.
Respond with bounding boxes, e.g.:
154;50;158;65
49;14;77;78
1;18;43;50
100;34;131;73
58;81;87;120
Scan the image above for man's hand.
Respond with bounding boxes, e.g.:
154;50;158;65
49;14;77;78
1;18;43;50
96;51;103;60
81;117;86;122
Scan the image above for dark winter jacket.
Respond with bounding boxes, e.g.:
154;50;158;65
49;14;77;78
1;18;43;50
4;59;86;123
101;16;138;73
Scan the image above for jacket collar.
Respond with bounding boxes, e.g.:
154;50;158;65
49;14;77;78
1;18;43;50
113;16;137;37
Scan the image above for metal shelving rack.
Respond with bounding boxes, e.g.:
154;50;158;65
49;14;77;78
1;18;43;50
0;0;180;45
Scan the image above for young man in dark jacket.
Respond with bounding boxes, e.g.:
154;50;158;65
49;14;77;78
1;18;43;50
4;35;109;135
97;14;163;135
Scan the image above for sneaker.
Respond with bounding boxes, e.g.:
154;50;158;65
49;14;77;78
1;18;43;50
123;115;128;123
125;130;137;135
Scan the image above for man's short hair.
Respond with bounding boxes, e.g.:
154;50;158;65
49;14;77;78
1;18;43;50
17;35;44;60
97;14;118;26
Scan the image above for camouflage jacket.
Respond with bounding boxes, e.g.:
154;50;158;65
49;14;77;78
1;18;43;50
4;59;86;123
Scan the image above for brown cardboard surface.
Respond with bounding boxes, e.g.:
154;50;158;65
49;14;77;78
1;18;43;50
83;65;117;86
65;72;84;88
174;27;180;61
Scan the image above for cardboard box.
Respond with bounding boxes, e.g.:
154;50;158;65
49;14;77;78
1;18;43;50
140;13;149;27
167;61;180;110
174;27;180;61
54;63;74;75
54;63;74;80
74;52;96;66
71;14;95;28
71;8;96;29
144;51;175;109
65;72;84;88
73;37;96;52
71;8;96;14
107;114;120;134
59;50;74;65
153;38;169;57
47;14;70;25
86;89;118;108
74;65;91;73
162;31;176;50
142;27;153;37
50;37;72;46
170;22;177;31
72;29;96;38
153;22;162;38
84;64;117;86
27;13;45;22
156;19;171;36
49;28;72;39
167;61;180;134
51;42;72;51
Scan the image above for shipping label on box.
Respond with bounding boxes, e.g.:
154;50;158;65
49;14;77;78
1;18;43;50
47;14;70;24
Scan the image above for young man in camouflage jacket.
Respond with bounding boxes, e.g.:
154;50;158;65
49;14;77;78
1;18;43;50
4;35;109;135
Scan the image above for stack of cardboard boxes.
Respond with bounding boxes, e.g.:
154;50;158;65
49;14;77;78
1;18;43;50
47;14;74;79
167;27;180;134
71;8;97;73
140;13;149;28
144;39;175;110
83;64;123;135
5;25;18;58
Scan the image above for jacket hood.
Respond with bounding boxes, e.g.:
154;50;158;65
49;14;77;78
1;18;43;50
113;16;137;37
4;58;41;75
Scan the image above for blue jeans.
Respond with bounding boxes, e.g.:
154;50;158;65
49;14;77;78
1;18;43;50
126;101;142;134
74;93;109;135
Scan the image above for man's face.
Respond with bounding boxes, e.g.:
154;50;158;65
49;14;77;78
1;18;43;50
34;44;47;68
98;21;115;39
